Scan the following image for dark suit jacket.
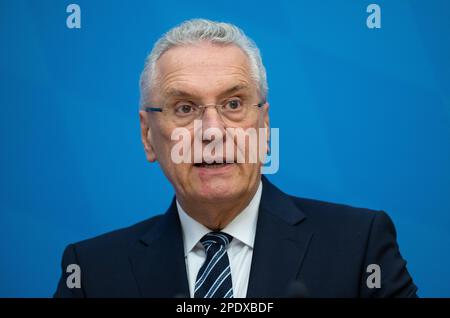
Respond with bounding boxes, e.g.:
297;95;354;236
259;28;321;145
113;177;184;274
54;176;417;297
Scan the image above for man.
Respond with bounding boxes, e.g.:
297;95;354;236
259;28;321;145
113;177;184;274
54;19;417;298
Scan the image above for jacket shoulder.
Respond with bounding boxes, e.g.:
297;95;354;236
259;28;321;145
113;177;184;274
73;214;164;253
291;195;382;226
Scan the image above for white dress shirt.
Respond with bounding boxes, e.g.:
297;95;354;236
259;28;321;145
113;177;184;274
176;181;262;298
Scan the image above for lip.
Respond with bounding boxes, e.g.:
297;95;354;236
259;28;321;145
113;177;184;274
193;162;236;176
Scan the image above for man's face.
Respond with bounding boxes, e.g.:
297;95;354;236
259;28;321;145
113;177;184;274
139;42;269;205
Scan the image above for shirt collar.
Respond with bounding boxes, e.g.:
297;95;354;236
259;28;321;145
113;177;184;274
177;180;262;256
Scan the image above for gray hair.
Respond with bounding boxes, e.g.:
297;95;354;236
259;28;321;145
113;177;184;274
139;19;268;108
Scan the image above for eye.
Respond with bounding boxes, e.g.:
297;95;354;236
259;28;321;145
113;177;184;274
224;99;242;111
174;103;197;115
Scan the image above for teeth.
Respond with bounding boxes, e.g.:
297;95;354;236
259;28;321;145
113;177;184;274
194;162;232;168
206;163;225;168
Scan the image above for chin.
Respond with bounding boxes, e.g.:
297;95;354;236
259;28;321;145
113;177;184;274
194;179;241;202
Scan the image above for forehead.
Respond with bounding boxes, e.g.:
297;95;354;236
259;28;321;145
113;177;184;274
154;42;254;97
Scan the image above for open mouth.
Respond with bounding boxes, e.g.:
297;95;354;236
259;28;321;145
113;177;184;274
193;162;235;168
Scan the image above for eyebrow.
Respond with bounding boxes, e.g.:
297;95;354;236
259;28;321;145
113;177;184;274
163;84;250;100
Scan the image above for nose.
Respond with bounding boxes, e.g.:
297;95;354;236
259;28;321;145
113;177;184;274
198;106;227;158
201;105;226;134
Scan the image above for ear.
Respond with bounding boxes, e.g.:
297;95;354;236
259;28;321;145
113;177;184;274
263;102;270;154
139;110;157;162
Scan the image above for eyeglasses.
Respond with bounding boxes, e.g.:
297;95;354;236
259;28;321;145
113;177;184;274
144;98;265;127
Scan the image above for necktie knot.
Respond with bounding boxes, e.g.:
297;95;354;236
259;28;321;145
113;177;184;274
200;232;233;249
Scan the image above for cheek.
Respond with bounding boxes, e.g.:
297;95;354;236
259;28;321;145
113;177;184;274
151;125;177;161
152;125;194;174
232;121;265;164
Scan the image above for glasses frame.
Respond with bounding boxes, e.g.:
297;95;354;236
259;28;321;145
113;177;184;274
143;100;266;124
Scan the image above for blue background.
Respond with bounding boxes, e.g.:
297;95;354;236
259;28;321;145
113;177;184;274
1;0;449;297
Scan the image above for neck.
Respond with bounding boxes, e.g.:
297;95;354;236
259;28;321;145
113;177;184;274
177;181;260;231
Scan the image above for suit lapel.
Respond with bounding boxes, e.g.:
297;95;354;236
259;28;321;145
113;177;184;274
128;199;190;298
128;177;313;298
246;177;314;297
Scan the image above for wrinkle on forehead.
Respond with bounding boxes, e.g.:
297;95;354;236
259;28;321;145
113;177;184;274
154;43;255;100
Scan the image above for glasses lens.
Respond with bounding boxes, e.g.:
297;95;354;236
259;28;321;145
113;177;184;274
163;103;260;127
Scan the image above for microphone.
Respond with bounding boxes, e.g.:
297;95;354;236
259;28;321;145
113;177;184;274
286;280;309;298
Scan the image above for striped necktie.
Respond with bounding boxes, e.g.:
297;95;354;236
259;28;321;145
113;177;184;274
194;232;234;298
